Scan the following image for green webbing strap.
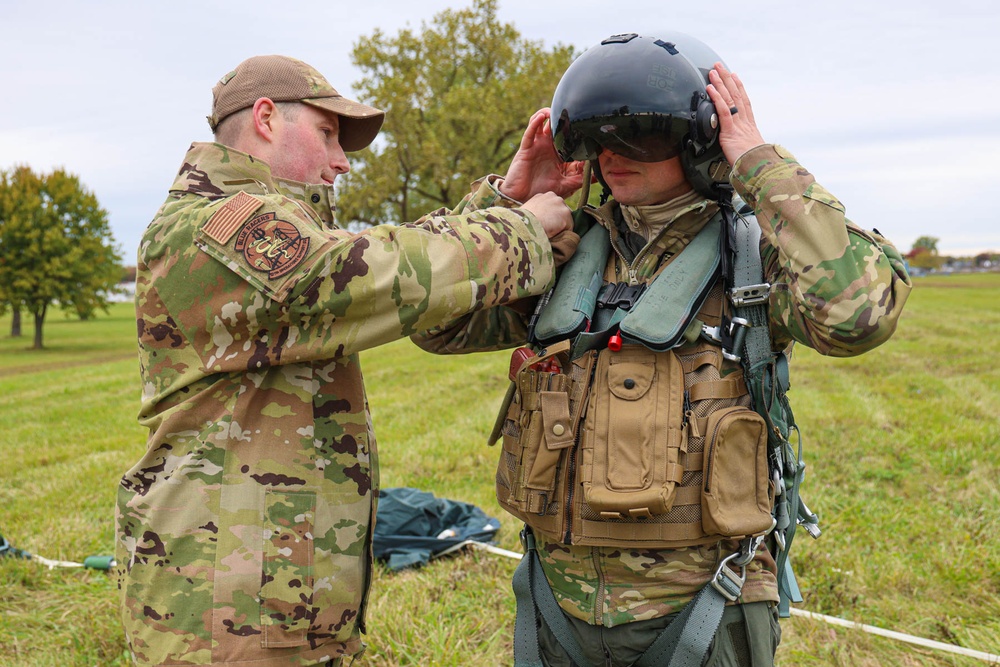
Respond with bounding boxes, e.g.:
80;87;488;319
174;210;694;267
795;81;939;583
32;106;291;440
730;209;772;374
514;529;735;667
568;307;626;359
619;216;723;350
778;560;802;618
533;224;611;346
513;530;589;667
730;204;811;617
633;583;730;667
511;552;545;667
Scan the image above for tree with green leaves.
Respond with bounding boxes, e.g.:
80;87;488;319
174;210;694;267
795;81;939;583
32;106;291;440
0;165;123;349
912;235;939;254
338;0;576;226
907;235;942;271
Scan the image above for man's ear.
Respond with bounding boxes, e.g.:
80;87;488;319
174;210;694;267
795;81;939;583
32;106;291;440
251;98;278;142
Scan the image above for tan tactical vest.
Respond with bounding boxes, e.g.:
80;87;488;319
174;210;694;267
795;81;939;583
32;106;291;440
496;277;776;549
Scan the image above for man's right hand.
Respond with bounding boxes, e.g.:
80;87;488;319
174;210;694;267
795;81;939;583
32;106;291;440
500;108;587;202
521;191;573;238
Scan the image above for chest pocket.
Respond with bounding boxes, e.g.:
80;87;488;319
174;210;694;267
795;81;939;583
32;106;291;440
580;346;687;519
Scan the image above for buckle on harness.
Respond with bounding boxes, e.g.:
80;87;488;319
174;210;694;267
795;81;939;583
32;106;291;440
711;552;747;602
700;316;750;362
798;498;823;539
519;526;536;552
711;535;766;602
597;282;647;310
729;283;771;308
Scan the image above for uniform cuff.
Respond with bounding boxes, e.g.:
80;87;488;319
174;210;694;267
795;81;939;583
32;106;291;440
467;174;525;209
730;144;799;207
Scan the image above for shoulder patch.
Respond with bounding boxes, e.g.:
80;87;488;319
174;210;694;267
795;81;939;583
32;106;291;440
233;212;311;280
203;191;265;244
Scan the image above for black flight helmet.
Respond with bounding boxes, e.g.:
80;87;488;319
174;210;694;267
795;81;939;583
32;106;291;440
550;32;731;199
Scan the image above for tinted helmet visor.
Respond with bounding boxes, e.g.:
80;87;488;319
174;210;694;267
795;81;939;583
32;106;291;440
552;112;688;163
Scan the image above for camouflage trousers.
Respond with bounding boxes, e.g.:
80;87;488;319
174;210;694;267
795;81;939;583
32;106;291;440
536;601;781;667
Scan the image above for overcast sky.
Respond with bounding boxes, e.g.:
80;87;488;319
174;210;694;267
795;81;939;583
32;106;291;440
2;0;998;261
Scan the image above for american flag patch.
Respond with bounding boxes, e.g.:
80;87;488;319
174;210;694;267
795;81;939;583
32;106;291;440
203;191;264;244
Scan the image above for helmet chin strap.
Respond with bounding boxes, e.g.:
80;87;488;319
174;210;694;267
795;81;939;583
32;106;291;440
576;161;593;210
589;160;613;205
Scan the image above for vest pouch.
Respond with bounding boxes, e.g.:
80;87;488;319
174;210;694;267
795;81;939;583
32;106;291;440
701;406;774;538
581;348;686;520
496;350;593;539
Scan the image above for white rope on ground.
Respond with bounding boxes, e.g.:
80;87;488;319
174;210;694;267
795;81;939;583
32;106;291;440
789;608;1000;664
457;541;1000;664
30;554;86;569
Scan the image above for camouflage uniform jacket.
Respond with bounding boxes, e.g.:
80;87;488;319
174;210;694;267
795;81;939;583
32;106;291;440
115;142;556;666
413;144;912;627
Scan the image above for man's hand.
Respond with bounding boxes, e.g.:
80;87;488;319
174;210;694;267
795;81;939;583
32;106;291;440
706;63;767;164
521;191;573;238
500;108;587;202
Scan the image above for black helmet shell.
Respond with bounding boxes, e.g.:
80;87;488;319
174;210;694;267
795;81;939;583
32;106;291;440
654;31;734;198
551;33;709;163
551;32;732;199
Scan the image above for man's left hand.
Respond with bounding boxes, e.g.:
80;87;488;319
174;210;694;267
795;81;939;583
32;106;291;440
707;64;767;164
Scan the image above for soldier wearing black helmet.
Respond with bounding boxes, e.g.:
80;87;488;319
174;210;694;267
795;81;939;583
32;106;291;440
415;32;911;667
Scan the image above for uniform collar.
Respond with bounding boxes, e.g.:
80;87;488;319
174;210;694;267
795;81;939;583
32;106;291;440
587;195;718;251
583;194;720;282
169;142;337;228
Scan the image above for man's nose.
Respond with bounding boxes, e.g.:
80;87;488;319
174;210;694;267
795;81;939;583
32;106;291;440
330;142;350;175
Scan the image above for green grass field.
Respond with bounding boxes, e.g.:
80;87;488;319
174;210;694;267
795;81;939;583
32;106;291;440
1;273;998;666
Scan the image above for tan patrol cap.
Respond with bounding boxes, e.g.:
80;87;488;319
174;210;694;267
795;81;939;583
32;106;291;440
207;55;385;152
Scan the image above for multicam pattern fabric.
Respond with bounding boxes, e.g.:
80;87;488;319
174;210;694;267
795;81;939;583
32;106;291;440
733;144;911;357
414;144;912;626
115;142;555;666
534;538;777;626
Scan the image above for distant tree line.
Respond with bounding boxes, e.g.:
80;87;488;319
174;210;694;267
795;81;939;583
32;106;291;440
906;235;999;272
0;165;123;349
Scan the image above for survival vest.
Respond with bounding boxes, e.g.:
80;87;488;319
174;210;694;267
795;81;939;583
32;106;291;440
493;202;819;616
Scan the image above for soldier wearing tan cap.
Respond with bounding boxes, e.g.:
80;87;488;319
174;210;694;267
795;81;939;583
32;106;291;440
115;55;582;666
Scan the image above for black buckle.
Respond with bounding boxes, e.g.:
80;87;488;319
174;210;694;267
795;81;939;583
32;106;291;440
519;526;536;552
597;282;647;310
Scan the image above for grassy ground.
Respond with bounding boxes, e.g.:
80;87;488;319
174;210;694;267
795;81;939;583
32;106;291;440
1;273;998;666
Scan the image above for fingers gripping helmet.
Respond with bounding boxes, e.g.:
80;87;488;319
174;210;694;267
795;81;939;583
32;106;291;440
550;32;732;200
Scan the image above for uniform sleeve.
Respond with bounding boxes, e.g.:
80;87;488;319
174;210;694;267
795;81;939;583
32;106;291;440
730;144;912;357
191;177;555;365
409;175;539;354
412;200;590;354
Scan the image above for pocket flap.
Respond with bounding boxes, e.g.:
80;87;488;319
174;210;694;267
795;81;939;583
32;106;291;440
608;361;654;400
540;391;573;450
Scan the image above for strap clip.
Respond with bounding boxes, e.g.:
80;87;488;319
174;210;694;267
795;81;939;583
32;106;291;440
798;498;823;539
700;316;751;362
519;526;536;552
711;534;766;602
597;282;647;310
729;283;771;308
710;552;746;602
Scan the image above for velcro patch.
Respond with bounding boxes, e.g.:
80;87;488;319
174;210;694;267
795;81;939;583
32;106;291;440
233;212;311;280
203;191;265;244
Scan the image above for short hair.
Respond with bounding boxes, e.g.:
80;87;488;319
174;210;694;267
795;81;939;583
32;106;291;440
213;101;304;145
